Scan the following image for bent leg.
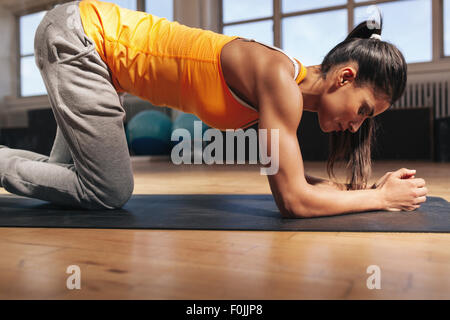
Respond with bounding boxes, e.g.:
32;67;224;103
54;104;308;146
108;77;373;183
49;126;74;164
0;3;133;209
0;126;73;165
0;146;49;163
0;130;73;190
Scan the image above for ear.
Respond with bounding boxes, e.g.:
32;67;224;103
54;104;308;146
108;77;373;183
338;66;357;86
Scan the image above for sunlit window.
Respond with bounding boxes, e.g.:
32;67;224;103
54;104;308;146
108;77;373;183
222;0;435;66
223;20;274;46
355;0;432;63
222;0;273;44
105;0;136;10
19;11;47;97
282;0;346;13
223;0;272;24
146;0;173;21
282;9;347;66
445;0;450;56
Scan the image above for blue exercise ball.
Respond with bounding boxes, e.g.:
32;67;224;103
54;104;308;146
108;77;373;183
171;113;209;145
127;110;172;155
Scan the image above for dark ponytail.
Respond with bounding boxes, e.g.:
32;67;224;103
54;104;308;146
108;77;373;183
322;9;407;190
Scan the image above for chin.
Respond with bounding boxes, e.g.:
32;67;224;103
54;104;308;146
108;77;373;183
317;112;332;133
318;121;333;133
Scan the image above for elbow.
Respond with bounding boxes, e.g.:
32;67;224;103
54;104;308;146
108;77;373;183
279;206;296;218
280;191;312;219
284;202;311;219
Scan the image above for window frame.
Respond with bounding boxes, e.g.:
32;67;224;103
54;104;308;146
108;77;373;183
15;0;174;98
443;0;450;57
12;0;450;98
15;3;60;98
219;0;449;64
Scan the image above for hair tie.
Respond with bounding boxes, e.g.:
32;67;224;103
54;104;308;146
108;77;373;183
370;33;382;41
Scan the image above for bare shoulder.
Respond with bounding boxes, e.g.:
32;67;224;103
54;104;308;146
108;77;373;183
221;38;298;111
256;63;304;125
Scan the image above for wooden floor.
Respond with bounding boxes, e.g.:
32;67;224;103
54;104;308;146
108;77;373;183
0;158;449;299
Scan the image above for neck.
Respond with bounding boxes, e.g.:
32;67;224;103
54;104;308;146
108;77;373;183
298;65;326;112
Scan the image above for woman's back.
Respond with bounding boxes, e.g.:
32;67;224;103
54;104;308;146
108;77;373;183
79;0;307;130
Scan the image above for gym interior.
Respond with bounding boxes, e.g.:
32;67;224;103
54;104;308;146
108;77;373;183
0;0;449;300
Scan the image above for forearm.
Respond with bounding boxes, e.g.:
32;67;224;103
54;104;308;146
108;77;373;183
304;174;347;191
289;184;385;218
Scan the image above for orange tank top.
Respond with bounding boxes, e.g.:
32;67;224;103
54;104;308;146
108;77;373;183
78;0;307;130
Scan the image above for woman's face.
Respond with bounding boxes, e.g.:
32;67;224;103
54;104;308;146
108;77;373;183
317;64;391;133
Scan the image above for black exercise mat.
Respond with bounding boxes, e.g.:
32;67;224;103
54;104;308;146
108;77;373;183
0;194;449;232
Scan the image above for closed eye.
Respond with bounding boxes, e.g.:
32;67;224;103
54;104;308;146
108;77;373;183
358;106;368;116
359;102;375;118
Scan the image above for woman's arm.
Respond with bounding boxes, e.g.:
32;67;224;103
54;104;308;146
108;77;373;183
304;174;347;191
257;67;426;218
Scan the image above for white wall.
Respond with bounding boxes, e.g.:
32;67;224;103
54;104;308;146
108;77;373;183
408;66;450;83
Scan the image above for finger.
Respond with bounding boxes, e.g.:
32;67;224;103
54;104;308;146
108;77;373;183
415;187;428;197
404;205;420;211
376;172;396;186
393;168;416;179
413;178;426;188
413;196;427;204
401;172;416;179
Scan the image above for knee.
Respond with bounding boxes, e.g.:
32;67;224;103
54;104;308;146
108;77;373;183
103;178;134;209
81;169;134;210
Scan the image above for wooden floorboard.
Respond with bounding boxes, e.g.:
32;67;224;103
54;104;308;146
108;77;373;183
0;159;449;299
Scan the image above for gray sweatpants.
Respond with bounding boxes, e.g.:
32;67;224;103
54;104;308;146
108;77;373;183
0;1;134;209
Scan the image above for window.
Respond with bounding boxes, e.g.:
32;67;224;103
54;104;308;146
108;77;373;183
19;11;47;97
354;0;432;63
106;0;137;10
282;9;347;66
223;0;272;24
223;20;274;45
17;0;175;98
222;0;273;44
103;1;175;21
282;0;346;13
222;0;436;66
445;0;450;56
146;0;173;21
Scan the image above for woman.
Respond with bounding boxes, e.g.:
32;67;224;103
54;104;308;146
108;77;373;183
0;0;427;216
